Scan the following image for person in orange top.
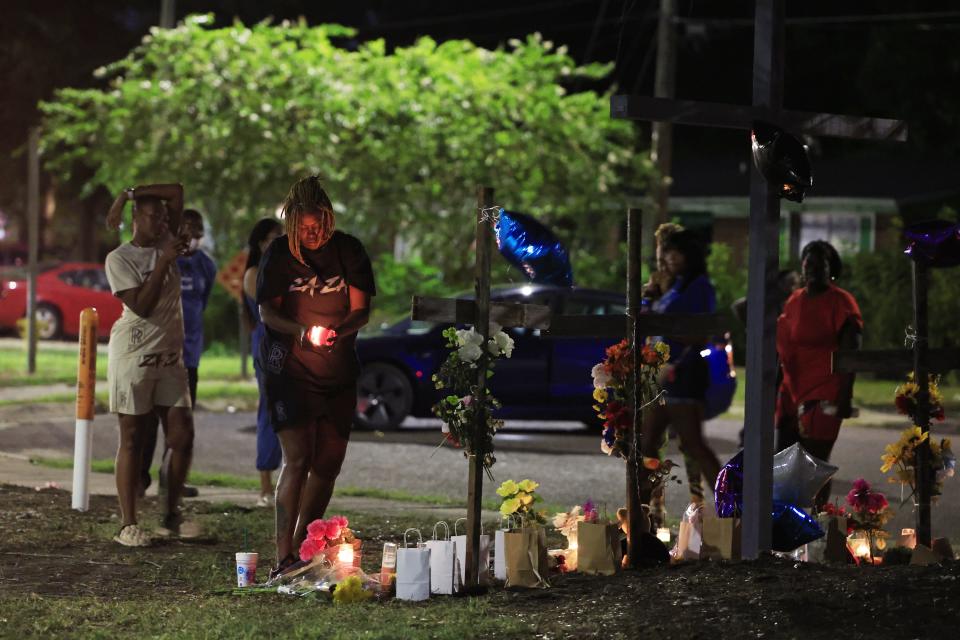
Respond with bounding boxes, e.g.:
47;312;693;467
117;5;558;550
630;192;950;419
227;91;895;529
776;240;862;509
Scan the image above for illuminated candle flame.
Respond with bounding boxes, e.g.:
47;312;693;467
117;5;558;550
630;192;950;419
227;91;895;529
657;528;671;544
337;543;354;566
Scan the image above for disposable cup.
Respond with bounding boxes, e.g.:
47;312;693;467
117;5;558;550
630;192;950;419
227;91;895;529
236;552;259;587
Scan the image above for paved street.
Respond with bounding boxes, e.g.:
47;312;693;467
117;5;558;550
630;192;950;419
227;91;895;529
1;404;956;538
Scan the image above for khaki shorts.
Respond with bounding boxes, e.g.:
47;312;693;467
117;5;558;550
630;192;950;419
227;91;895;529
108;353;192;415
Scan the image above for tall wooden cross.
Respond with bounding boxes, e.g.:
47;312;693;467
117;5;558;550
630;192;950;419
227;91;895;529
834;261;960;549
546;207;728;567
409;186;552;589
611;0;907;557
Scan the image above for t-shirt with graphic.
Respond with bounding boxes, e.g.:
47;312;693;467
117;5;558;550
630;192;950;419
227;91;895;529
105;242;185;372
256;231;376;389
777;284;862;405
177;250;218;368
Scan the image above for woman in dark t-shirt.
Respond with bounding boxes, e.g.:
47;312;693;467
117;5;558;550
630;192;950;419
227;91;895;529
255;176;376;577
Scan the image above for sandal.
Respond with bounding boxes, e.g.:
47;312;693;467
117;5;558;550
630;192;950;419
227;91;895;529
156;513;204;539
268;554;299;582
114;524;153;547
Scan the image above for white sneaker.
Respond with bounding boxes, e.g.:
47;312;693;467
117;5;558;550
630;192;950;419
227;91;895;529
256;494;274;508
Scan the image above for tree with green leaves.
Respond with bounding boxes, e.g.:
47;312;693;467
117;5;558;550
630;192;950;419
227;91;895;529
40;15;649;292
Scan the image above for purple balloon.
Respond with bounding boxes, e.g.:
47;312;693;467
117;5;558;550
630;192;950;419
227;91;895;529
904;220;960;268
714;450;743;518
771;501;824;552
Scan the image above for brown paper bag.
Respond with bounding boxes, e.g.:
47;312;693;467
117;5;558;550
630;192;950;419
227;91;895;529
504;526;549;588
577;521;622;575
700;516;741;560
823;517;850;563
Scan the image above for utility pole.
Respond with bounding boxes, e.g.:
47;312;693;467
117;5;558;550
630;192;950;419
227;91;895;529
650;0;678;232
160;0;176;28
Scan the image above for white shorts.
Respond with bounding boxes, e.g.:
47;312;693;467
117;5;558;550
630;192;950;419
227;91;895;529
108;352;192;415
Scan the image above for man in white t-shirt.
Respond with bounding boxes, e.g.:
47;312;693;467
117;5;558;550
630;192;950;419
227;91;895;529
104;183;198;547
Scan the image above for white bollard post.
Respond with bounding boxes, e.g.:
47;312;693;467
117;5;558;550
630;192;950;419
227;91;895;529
72;307;98;511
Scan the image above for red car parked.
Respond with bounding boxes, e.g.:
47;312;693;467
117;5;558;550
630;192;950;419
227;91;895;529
0;262;123;340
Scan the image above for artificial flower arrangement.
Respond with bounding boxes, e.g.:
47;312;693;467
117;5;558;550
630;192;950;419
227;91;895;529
497;478;547;526
845;478;894;562
332;575;374;604
894;373;945;422
298;515;357;563
592;339;670;458
550;500;601;572
880;425;955;503
432;326;515;474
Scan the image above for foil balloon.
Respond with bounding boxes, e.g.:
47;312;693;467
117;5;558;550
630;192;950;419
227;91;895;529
771;500;824;552
714;450;743;518
772;443;838;509
751;122;813;203
494;210;574;286
702;340;737;420
903;220;960;268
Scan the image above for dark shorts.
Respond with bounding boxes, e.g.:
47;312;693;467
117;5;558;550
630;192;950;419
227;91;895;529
663;354;709;403
264;374;357;435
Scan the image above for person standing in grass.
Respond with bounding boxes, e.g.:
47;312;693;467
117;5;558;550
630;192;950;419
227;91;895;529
104;183;199;546
242;217;284;507
139;209;217;499
255;176;375;578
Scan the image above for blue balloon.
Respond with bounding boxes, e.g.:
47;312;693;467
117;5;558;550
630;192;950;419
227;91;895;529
702;341;737;420
714;450;743;518
771;501;824;552
495;210;573;286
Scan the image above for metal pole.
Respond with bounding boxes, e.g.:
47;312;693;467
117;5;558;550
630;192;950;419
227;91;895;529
741;0;784;559
625;207;644;567
73;308;98;511
912;261;932;547
26;127;40;374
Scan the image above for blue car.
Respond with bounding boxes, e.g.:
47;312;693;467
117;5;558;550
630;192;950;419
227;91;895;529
354;284;736;429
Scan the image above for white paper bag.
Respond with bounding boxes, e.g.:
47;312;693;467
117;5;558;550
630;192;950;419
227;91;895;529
396;528;431;601
452;518;490;586
425;521;459;595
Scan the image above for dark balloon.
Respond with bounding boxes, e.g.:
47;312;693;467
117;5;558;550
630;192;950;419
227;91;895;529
903;220;960;268
771;501;824;552
751;122;813;203
494;210;574;286
702;341;737;420
714;450;743;518
772;443;838;509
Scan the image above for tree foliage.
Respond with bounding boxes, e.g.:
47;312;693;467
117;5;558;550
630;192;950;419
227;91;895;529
40;15;649;283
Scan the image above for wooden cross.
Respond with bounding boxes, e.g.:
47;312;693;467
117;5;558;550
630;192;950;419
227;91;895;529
834;261;960;548
545;207;728;567
611;0;907;557
409;186;552;589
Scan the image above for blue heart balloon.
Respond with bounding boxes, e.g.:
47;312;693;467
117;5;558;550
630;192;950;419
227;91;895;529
771;500;824;552
495;210;573;286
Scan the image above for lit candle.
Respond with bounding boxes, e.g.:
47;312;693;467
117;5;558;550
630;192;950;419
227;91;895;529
657;528;671;544
569;540;579;551
308;325;330;347
337;543;355;566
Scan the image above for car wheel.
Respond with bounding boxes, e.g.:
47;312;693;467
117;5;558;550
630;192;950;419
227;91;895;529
35;303;62;340
355;363;414;430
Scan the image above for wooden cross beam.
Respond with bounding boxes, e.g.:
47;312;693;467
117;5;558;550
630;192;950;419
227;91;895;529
834;262;957;548
610;0;907;558
408;187;551;590
545;208;729;567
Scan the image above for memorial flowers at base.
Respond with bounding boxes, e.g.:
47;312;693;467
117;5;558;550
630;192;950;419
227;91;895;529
432;326;514;473
497;478;547;526
880;425;955;503
592;339;670;459
299;515;356;563
845;478;893;562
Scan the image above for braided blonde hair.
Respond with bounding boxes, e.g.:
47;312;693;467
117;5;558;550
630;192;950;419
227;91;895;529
280;176;336;264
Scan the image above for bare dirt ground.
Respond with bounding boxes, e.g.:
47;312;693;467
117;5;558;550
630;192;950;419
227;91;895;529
2;484;959;639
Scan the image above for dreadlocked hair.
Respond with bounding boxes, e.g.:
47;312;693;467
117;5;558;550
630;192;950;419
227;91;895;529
281;176;335;264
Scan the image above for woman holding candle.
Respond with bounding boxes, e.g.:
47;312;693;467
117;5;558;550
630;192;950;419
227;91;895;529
256;176;376;578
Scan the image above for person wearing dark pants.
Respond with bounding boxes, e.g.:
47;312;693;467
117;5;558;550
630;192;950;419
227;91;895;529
139;209;217;498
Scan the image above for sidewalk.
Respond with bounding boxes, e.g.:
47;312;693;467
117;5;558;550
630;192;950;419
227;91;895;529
0;451;497;521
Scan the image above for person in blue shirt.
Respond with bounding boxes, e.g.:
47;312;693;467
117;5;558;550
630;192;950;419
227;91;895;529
640;229;722;516
139;209;217;498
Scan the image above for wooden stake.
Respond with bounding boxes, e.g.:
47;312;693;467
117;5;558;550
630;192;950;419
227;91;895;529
625;207;644;567
912;261;932;548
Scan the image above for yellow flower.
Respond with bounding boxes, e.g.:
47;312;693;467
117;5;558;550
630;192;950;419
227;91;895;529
518;491;534;506
880;453;897;473
332;576;373;604
517;479;539;493
500;497;520;516
593;387;608;403
496;480;519;497
654;341;670;360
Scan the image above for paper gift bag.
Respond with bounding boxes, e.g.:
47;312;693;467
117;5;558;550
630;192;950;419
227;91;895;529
493;515;519;582
425;522;458;595
396;528;431;601
700;516;741;560
504;526;549;588
672;502;703;561
576;521;622;575
452;518;490;586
